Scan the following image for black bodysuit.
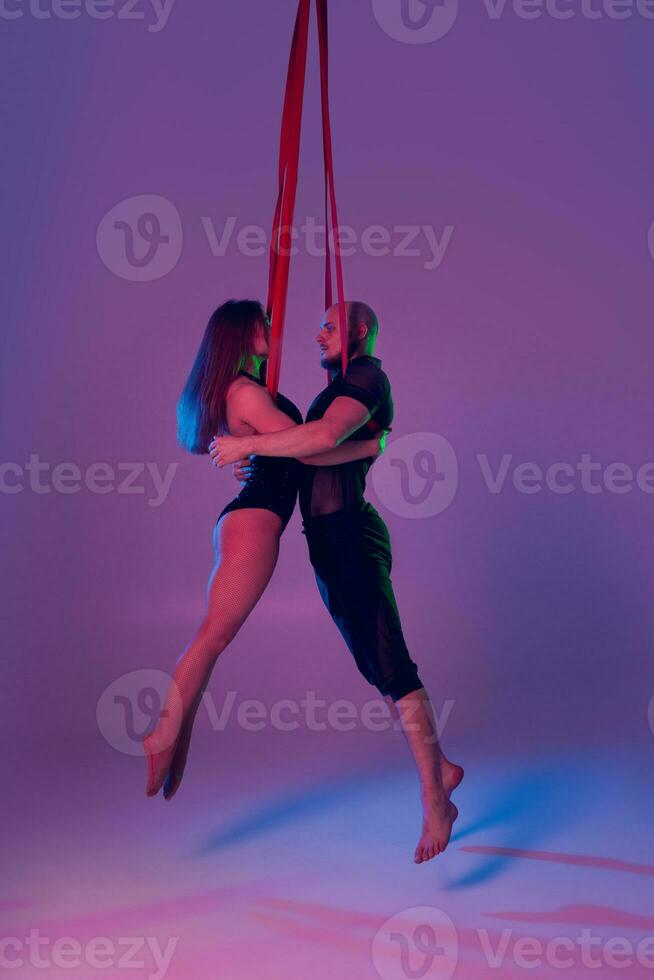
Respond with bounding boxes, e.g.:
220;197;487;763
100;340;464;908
216;370;303;531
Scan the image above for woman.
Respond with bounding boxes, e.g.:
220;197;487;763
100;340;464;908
143;299;386;799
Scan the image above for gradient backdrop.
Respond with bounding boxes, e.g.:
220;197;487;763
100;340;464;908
2;1;653;978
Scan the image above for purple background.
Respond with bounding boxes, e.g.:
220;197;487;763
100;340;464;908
3;4;654;977
3;4;653;769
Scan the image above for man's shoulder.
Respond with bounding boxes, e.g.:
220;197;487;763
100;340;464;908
344;359;392;407
343;355;390;388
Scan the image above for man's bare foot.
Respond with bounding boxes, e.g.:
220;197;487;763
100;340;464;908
143;727;180;798
414;799;457;864
441;760;464;797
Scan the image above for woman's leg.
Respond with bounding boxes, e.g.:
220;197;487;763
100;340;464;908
144;508;283;797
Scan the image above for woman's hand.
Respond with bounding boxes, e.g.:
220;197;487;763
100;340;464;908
209;435;252;467
232;456;253;483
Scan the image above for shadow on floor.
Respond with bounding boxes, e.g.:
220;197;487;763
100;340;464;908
447;762;596;889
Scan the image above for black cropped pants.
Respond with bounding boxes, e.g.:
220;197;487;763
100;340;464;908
301;502;424;702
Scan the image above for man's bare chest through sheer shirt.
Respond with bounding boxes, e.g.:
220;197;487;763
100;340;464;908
299;354;393;518
305;455;375;516
309;465;345;515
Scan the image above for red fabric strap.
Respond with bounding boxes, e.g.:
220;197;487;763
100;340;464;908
266;0;311;398
315;0;349;382
266;0;348;397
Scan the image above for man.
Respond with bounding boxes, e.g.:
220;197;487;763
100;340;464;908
210;302;462;863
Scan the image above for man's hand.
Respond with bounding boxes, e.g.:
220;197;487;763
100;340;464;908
374;429;390;458
209;434;252;467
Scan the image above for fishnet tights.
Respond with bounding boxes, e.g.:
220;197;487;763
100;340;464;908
144;508;282;798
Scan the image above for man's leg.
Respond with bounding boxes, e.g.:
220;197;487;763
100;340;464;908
383;693;464;799
384;689;463;862
314;556;458;861
304;510;462;861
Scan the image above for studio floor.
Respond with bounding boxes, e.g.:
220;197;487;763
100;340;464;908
5;727;653;980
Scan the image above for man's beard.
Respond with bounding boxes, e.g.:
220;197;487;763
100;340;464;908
321;352;342;371
320;338;357;372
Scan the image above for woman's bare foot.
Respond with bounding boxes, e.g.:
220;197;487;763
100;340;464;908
143;726;180;798
441;760;464;797
162;721;194;800
414;799;457;864
162;684;207;800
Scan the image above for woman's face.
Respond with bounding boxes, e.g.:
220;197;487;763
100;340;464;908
252;317;270;358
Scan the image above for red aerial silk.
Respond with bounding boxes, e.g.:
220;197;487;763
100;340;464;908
266;0;349;399
315;0;349;386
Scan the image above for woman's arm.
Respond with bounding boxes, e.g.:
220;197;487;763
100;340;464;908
211;395;371;466
230;431;388;484
298;431;387;466
226;382;299;436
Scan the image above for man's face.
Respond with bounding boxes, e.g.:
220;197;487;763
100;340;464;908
316;305;346;371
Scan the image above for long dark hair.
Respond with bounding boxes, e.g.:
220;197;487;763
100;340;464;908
177;299;267;454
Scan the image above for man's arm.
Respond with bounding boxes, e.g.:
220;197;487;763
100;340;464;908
299;430;387;466
210;396;371;466
252;396;370;455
